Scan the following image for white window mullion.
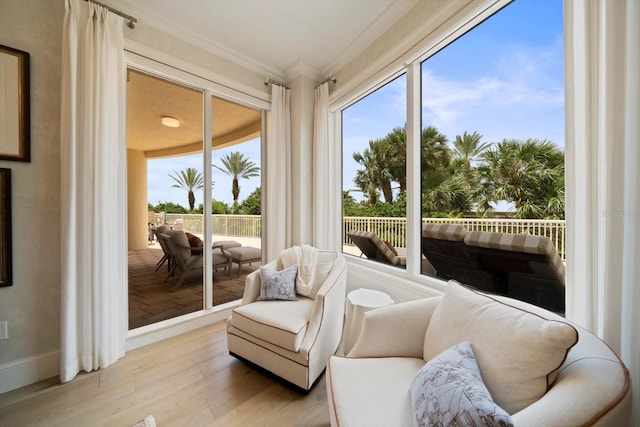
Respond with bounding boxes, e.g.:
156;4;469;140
203;91;213;309
406;62;421;277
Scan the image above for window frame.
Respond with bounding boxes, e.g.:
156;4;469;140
331;0;514;292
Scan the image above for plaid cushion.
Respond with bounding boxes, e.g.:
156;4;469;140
422;223;467;241
464;231;565;282
349;230;406;266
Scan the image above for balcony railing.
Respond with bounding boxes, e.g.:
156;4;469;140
156;214;566;260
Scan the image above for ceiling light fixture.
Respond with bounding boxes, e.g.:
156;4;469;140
161;116;180;128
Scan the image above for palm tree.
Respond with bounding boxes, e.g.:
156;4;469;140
169;167;204;211
214;151;260;212
353;139;394;203
452;131;492;169
475;138;564;218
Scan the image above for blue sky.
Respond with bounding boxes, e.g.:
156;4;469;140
343;0;564;207
147;137;261;208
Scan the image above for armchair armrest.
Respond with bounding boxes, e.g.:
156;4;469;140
300;254;348;354
348;296;441;359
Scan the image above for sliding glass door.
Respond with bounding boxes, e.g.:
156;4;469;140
125;65;265;330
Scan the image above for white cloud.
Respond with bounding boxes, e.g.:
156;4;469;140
421;43;564;144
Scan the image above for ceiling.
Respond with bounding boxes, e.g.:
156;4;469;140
126;70;261;157
120;0;419;156
112;0;419;76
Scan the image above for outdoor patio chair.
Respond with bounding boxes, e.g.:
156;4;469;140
463;231;565;313
153;225;172;272
421;223;495;291
347;230;406;268
160;231;232;292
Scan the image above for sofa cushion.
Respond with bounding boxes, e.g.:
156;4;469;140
327;356;425;427
257;264;298;301
410;341;513;427
423;281;578;414
231;297;314;352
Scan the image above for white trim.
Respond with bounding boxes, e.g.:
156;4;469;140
117;1;284;79
0;351;60;394
329;0;511;112
346;259;442;303
402;0;511;65
405;62;422;278
126;303;237;352
124;39;271;110
284;59;321;83
203;90;214;310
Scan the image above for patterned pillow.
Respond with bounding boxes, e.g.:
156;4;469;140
257;264;298;301
410;342;513;427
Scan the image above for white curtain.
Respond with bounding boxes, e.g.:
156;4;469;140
60;0;127;383
565;0;640;422
265;84;292;260
312;82;339;250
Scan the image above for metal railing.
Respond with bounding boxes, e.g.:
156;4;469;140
154;213;566;260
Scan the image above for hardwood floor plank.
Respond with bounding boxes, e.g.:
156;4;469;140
0;321;330;426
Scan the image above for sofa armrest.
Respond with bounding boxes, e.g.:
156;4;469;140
348;296;441;359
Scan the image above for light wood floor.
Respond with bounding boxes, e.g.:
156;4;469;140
0;322;330;427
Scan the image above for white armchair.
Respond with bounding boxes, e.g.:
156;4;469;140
227;249;347;390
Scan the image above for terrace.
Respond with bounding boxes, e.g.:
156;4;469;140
158;213;566;260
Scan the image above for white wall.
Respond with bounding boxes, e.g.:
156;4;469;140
0;0;64;392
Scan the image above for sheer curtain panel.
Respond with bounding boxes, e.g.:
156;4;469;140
312;82;338;250
60;0;127;383
264;84;292;260
565;0;640;422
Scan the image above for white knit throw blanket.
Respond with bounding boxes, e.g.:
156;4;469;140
279;245;318;296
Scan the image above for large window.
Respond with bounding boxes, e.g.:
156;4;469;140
342;74;407;269
340;0;565;311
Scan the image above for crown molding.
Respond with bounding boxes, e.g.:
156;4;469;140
284;60;321;84
113;0;286;80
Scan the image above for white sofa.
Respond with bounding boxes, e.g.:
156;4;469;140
326;282;631;426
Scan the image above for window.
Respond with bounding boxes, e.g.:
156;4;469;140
339;0;565;311
342;74;407;269
126;66;265;330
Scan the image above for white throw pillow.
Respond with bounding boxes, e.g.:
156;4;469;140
423;281;578;414
257;264;298;301
410;342;513;427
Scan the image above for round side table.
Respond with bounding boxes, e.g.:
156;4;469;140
342;288;394;355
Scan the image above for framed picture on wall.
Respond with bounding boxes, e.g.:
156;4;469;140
0;168;11;287
0;45;30;162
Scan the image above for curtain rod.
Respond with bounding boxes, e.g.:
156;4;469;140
315;74;337;89
264;78;290;90
84;0;138;29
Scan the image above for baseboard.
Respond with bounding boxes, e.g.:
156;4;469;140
0;350;60;394
126;302;237;352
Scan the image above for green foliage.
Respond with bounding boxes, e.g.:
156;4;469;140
475;139;565;219
347;126;565;219
238;187;261;215
212;199;231;215
151;201;187;214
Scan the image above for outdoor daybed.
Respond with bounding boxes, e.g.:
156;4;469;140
326;281;630;426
